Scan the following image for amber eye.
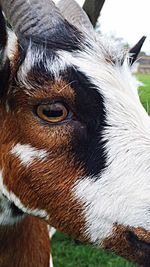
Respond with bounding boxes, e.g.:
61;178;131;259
36;103;69;123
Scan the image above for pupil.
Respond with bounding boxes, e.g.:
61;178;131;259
43;108;63;118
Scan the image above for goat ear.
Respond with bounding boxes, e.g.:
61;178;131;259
57;0;94;35
129;36;146;65
0;8;10;97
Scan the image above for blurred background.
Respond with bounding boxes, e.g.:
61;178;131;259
55;0;150;55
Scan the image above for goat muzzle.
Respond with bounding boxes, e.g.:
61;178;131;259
103;223;150;267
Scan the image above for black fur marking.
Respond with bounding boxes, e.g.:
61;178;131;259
0;7;7;49
14;37;107;178
23;65;107;178
62;67;107;178
0;59;10;97
25;21;83;52
10;203;24;217
0;9;11;97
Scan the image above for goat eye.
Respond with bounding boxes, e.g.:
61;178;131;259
36;103;69;123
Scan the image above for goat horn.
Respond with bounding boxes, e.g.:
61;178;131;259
0;0;63;38
57;0;94;34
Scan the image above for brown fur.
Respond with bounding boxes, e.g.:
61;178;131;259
0;35;150;266
0;79;87;242
0;216;50;267
2;62;150;266
1;145;87;241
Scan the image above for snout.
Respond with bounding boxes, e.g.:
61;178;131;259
103;224;150;267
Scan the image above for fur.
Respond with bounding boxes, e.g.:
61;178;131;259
0;1;148;266
11;143;48;166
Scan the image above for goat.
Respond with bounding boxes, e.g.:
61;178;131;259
0;0;148;266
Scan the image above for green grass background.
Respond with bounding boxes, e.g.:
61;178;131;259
52;74;150;267
138;74;150;115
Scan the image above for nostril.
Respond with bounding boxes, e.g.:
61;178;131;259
125;229;150;252
10;203;24;217
125;230;140;246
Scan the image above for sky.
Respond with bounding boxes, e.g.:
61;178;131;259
54;0;150;55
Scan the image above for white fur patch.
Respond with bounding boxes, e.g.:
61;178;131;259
73;88;150;245
17;43;69;91
0;170;49;220
49;253;54;267
49;226;56;238
74;162;150;245
11;143;48;166
48;226;54;267
7;29;18;61
63;36;150;245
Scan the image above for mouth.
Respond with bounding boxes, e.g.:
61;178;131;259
103;224;150;267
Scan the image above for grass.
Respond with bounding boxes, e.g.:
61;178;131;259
52;232;136;267
137;74;150;115
52;74;150;267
